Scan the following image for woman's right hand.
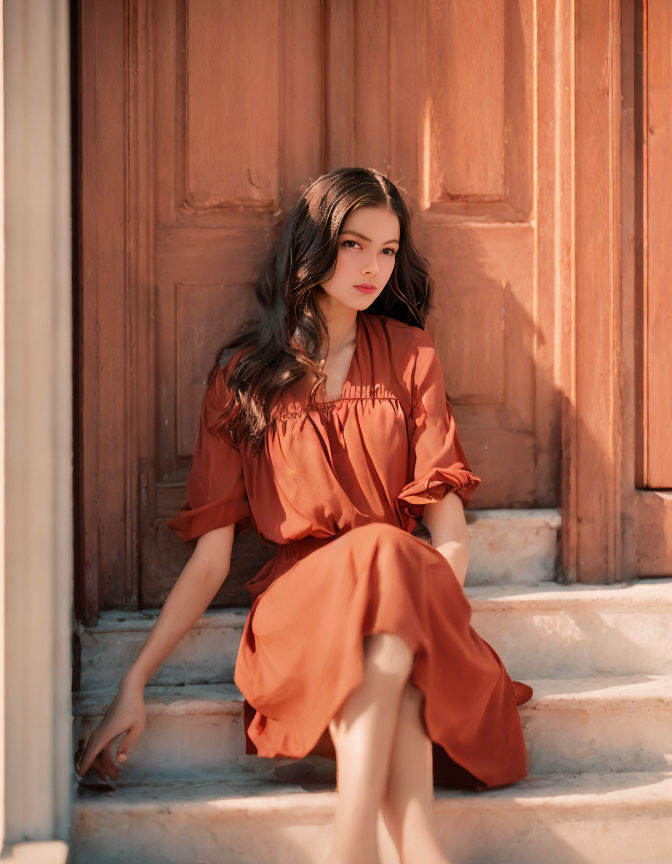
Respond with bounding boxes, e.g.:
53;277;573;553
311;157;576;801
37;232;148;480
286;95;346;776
74;668;147;781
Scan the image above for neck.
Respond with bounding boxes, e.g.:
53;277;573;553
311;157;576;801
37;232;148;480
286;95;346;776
314;290;359;353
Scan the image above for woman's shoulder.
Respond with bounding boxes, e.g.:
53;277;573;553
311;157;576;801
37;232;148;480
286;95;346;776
363;310;436;363
360;311;439;404
202;345;251;422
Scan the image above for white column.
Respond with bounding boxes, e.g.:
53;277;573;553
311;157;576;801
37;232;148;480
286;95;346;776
3;0;73;859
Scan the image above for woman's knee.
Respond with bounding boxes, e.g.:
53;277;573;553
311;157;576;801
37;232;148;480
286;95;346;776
364;632;414;679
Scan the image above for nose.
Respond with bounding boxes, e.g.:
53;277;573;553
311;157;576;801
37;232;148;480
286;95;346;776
362;255;379;277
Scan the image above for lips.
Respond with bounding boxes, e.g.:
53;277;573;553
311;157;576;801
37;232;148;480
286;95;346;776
354;283;377;293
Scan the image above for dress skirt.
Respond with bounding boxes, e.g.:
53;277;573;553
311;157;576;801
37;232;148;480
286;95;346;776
235;524;533;793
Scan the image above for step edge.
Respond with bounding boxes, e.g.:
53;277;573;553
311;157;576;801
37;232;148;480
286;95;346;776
78;580;672;635
70;770;672;815
73;674;672;716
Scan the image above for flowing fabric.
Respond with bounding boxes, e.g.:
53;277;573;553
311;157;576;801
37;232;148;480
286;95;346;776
162;310;533;791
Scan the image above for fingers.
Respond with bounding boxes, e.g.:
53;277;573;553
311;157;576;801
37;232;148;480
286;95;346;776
102;744;118;780
116;724;143;765
74;736;93;777
75;731;121;781
90;750;108;782
75;734;103;780
76;742;116;781
74;697;146;781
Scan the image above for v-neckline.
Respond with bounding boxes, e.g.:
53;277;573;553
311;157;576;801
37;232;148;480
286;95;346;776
315;310;361;403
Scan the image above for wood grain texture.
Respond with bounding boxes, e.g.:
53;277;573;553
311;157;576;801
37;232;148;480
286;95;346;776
642;0;672;487
567;0;623;582
79;0;130;620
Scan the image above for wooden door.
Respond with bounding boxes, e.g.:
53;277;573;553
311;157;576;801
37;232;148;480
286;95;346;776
78;0;574;622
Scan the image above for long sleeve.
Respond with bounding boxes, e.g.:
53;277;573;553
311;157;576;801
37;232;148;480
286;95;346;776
396;334;481;525
160;363;253;542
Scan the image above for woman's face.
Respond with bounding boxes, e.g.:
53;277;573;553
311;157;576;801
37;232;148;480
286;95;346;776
318;205;400;311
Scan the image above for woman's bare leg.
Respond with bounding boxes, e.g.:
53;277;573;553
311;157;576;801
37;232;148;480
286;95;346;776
321;632;414;864
380;679;451;864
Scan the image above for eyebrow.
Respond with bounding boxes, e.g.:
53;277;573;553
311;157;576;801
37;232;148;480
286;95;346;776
341;230;400;245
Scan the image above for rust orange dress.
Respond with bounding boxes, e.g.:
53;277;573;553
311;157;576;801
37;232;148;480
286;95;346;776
163;310;533;792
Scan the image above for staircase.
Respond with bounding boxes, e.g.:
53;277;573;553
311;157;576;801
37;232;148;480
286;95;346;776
70;510;672;863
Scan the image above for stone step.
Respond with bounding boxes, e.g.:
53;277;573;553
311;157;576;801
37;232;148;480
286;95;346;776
465;507;561;584
466;577;672;679
72;673;672;781
77;578;672;690
70;770;672;864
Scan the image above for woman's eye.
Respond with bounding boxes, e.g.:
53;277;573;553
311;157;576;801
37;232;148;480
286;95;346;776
342;239;396;256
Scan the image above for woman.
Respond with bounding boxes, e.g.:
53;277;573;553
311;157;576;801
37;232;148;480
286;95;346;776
75;167;533;864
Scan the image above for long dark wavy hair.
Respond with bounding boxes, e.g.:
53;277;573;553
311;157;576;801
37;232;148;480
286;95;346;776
209;166;434;453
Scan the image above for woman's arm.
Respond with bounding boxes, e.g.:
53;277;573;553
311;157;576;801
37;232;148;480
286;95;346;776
123;523;236;687
74;524;236;779
421;491;470;588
